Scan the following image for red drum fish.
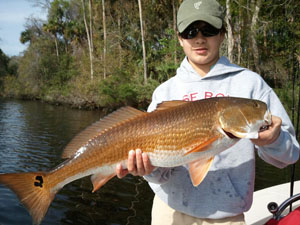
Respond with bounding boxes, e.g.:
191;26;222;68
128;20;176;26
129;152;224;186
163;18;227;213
0;97;271;224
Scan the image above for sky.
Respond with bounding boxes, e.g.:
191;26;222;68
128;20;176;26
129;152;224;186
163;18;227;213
0;0;47;57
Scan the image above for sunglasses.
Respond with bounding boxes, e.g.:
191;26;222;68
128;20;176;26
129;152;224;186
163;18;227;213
180;24;221;39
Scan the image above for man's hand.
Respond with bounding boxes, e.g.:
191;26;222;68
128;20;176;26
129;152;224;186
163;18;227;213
251;115;282;146
116;149;156;178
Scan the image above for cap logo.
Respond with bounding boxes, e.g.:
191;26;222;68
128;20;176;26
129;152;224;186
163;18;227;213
194;1;203;9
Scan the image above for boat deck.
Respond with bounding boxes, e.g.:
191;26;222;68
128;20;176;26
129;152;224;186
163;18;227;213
245;181;300;224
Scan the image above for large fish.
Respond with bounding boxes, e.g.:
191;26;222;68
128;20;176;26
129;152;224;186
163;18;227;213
0;97;271;224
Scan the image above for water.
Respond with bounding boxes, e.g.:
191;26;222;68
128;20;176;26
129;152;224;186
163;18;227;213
0;99;153;225
0;99;299;225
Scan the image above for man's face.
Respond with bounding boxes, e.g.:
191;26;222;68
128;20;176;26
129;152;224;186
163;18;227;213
178;21;225;76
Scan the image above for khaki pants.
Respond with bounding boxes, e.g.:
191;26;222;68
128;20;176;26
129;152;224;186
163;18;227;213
151;195;246;225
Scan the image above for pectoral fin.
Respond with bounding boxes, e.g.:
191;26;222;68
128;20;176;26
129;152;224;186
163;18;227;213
189;157;214;186
91;173;116;193
184;137;218;156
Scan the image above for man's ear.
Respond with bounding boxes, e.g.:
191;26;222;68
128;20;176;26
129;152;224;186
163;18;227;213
220;31;225;43
177;33;184;47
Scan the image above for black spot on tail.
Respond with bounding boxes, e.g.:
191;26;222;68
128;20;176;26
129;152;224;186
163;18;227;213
34;175;44;188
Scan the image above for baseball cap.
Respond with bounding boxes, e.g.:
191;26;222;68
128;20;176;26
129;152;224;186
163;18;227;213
177;0;224;33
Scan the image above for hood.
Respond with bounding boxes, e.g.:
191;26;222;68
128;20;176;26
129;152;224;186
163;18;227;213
176;56;245;83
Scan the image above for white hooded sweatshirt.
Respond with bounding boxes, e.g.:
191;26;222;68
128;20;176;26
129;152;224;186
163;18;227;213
145;56;299;219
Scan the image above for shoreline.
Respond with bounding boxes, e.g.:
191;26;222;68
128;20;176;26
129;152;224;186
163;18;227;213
0;94;107;111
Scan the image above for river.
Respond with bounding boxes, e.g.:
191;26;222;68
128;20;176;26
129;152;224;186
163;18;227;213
0;99;299;225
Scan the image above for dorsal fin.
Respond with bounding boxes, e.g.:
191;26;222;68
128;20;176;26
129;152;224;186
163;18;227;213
61;106;145;158
155;100;189;111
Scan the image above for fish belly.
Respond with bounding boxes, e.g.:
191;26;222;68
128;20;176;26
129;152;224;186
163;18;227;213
148;136;238;167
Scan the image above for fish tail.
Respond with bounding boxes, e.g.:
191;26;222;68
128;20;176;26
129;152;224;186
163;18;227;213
0;172;56;225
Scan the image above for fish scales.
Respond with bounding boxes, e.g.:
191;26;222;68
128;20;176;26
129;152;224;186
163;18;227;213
0;97;271;225
48;100;219;188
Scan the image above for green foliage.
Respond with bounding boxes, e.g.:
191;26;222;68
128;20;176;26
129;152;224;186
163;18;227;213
20;30;33;44
1;0;299;116
149;28;183;83
7;57;19;76
0;50;19;93
274;81;300;137
0;49;9;77
98;69;160;110
99;70;140;109
0;75;22;98
135;78;160;110
275;86;294;117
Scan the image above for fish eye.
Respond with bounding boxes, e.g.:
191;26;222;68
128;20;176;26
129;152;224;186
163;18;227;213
253;102;259;108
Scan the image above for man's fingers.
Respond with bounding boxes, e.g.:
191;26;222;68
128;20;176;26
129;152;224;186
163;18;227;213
252;115;282;146
116;149;155;178
127;150;137;175
272;116;282;130
143;152;156;175
136;149;145;175
116;163;128;178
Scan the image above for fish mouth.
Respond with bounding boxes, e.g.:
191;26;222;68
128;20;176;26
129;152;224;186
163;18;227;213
265;110;272;125
222;129;239;139
259;110;272;132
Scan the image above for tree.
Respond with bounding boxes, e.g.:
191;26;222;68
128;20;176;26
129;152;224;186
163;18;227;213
82;0;94;80
2;0;298;113
237;1;243;65
172;0;177;65
250;0;262;74
102;0;107;79
0;49;9;76
20;17;44;45
225;0;234;62
138;0;147;85
43;22;60;58
47;0;69;53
